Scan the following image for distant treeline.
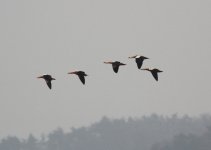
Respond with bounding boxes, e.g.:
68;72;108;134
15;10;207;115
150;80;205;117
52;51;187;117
1;114;211;150
151;125;211;150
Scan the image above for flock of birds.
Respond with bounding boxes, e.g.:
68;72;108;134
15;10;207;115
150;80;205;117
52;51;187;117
37;55;163;89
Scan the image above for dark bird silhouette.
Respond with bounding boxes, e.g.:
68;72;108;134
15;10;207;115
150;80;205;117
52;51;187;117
141;68;163;81
104;61;126;73
129;55;149;69
37;74;56;89
68;71;88;85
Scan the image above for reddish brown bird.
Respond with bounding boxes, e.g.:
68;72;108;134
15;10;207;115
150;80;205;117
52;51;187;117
104;61;126;73
37;74;56;89
141;68;163;81
128;55;149;69
68;71;88;85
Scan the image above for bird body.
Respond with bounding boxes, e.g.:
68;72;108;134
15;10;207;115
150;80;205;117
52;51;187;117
129;55;149;69
141;68;163;81
68;71;87;85
37;74;55;89
104;61;126;73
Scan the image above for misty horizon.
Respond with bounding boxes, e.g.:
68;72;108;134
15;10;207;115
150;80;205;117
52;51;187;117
1;114;211;150
1;113;211;140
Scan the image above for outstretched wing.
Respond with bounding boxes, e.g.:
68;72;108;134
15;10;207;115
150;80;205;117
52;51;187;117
112;64;119;73
151;72;158;81
45;80;52;89
78;75;85;85
135;58;143;69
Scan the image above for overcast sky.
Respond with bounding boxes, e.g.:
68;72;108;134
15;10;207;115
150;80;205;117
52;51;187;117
0;0;211;139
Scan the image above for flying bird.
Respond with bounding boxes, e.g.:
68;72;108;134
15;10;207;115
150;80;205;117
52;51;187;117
37;74;56;89
104;61;126;73
129;55;149;69
68;71;88;85
141;68;163;81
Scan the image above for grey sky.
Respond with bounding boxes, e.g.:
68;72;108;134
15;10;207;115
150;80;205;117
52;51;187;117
0;0;211;138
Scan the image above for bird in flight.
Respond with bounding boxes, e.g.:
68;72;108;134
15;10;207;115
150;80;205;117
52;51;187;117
68;71;88;85
141;68;163;81
37;74;56;89
129;55;149;69
104;61;126;73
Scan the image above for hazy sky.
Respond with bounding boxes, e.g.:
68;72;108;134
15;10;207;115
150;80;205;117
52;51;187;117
0;0;211;138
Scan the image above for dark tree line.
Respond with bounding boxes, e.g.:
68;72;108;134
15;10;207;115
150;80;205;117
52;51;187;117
0;114;211;150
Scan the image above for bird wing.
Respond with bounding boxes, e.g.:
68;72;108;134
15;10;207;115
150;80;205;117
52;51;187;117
151;71;158;81
45;80;52;89
78;75;85;85
112;64;119;73
135;58;143;69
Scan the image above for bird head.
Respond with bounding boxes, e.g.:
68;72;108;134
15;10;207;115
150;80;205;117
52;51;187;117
141;68;150;71
120;62;126;66
37;75;45;79
141;56;149;59
154;69;163;73
104;61;113;64
68;71;77;75
128;55;138;59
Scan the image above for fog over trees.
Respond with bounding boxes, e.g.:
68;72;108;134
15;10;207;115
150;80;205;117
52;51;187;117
151;126;211;150
1;114;211;150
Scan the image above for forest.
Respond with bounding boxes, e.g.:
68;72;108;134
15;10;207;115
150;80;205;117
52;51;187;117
1;114;211;150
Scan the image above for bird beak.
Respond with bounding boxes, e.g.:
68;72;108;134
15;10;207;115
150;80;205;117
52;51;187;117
144;57;149;59
121;63;126;65
52;78;56;80
104;61;111;64
68;72;75;74
37;76;43;79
